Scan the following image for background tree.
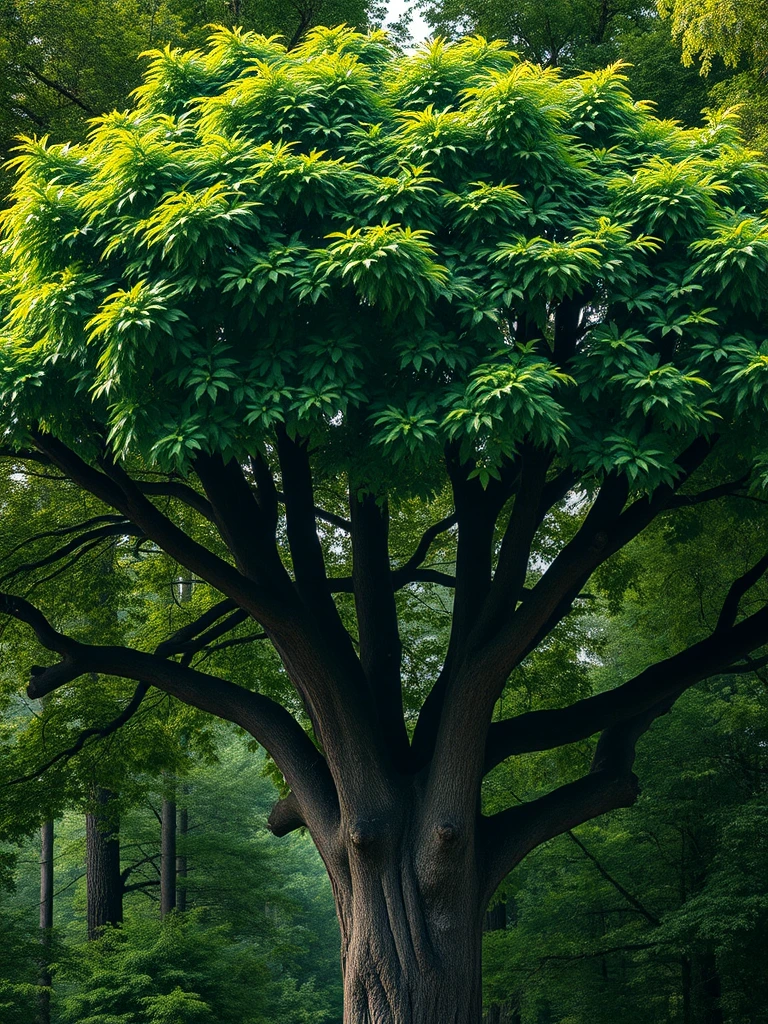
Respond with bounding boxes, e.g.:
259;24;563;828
2;26;768;1024
657;0;768;151
415;0;721;124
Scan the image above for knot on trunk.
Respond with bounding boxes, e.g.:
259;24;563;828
348;819;381;849
435;822;459;844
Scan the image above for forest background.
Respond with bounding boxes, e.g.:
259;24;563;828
1;1;768;1023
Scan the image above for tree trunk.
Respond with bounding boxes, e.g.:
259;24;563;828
691;948;723;1024
176;802;188;912
86;788;123;939
330;834;484;1024
37;819;53;1024
482;901;509;1024
161;793;176;918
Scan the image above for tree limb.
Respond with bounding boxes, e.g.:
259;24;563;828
0;592;339;839
7;682;149;786
485;597;768;771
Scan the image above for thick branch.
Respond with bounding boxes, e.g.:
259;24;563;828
1;592;338;839
267;791;305;836
485;598;768;771
192;451;291;589
31;433;286;628
717;548;768;632
483;698;670;897
276;429;356;662
350;491;409;765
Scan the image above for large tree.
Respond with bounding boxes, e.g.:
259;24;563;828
2;26;768;1024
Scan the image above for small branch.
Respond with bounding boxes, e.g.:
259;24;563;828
329;568;456;593
7;682;149;786
666;475;751;509
396;513;457;579
0;523;142;584
137;480;215;522
276;491;351;532
566;830;660;926
267;791;305;837
123;879;161;894
1;515;127;561
23;64;94;112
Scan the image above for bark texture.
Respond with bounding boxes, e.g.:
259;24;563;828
86;788;123;938
324;787;485;1024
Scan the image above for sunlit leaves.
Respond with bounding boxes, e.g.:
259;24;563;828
306;224;449;316
690;216;768;310
1;26;767;487
609;157;730;239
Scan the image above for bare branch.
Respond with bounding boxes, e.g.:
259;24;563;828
485;598;768;771
136;480;215;522
0;523;142;584
0;591;338;838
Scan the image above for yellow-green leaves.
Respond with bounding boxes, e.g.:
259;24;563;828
306;224;449;317
1;26;768;489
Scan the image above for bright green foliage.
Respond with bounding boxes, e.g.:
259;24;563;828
2;30;768;497
656;1;768;152
0;0;378;167
416;0;719;126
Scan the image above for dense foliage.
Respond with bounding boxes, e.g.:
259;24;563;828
3;29;768;490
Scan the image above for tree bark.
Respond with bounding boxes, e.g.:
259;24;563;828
161;792;177;918
37;819;53;1024
327;797;485;1024
86;788;123;939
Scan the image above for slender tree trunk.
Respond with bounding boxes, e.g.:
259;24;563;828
37;819;53;1024
483;897;507;1024
691;948;723;1024
161;791;176;918
682;956;693;1024
86;788;123;939
176;800;188;912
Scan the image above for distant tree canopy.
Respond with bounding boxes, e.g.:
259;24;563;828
658;0;768;73
1;26;768;1024
416;0;720;124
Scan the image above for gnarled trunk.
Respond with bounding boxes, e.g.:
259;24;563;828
325;796;485;1024
337;863;483;1024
